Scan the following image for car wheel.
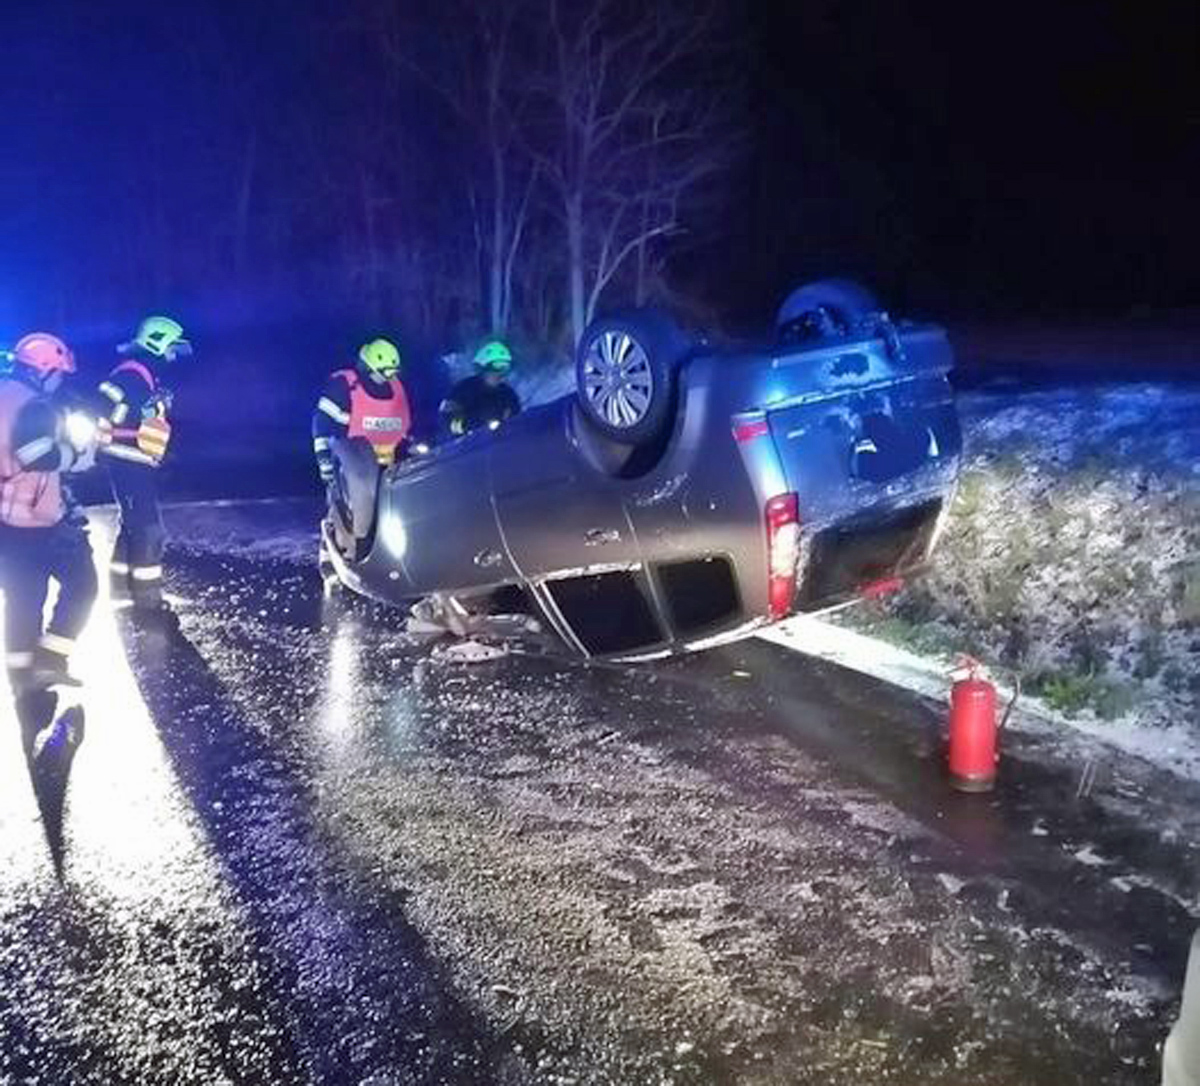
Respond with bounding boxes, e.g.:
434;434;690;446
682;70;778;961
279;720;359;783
576;309;692;446
776;278;882;341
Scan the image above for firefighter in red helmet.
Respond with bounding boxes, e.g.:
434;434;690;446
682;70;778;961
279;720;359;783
0;333;99;691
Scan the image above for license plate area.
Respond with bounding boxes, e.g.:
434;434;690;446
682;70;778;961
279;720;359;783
797;499;942;609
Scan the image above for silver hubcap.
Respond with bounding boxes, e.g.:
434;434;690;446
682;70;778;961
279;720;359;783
582;331;654;429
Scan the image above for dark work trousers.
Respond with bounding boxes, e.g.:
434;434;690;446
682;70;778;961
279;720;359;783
107;460;165;607
0;519;98;677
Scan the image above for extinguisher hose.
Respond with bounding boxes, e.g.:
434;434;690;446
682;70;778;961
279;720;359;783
998;673;1022;731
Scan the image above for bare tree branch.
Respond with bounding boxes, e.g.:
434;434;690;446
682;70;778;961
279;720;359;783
588;219;678;322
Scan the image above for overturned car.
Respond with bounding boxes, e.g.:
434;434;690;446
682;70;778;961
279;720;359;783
324;280;962;660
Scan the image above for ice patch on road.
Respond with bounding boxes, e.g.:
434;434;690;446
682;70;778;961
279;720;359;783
937;874;966;896
162;498;320;565
1108;873;1200;920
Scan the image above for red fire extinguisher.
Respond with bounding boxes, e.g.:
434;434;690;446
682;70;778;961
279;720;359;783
948;657;1018;793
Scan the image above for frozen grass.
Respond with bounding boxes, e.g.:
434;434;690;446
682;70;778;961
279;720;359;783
836;383;1200;750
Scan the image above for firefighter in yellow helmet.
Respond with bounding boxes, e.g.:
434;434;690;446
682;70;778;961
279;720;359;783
312;338;412;591
95;316;190;621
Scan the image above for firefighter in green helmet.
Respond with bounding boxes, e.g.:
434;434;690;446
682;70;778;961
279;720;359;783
439;339;521;438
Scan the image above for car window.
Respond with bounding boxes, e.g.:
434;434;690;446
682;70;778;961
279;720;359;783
546;570;664;656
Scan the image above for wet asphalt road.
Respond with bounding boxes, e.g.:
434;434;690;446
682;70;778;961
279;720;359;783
1;499;1195;1085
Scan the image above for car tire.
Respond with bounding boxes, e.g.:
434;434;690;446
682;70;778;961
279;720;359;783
776;278;882;341
330;459;354;540
575;309;692;446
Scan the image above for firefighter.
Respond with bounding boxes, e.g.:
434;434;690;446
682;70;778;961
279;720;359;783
439;340;521;438
0;333;99;690
95;315;190;618
312;338;411;589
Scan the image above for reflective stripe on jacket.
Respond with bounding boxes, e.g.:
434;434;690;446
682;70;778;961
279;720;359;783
331;369;411;466
0;379;62;528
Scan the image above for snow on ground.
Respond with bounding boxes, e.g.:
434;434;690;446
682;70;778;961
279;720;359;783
827;381;1200;777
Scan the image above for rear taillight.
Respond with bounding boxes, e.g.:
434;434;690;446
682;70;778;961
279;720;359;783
733;417;770;443
765;492;801;619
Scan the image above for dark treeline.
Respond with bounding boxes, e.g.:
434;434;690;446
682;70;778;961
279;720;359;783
2;0;1196;363
2;0;747;365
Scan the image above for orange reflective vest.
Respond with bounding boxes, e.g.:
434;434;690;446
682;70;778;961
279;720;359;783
0;379;62;528
333;369;411;466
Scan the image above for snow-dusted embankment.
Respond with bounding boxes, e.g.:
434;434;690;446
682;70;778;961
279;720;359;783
823;383;1200;777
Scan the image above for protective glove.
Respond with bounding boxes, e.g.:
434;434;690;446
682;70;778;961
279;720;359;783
317;456;335;485
60;410;100;470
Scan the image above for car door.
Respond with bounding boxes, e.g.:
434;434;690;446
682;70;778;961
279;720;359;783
388;428;516;594
490;404;675;656
491;403;641;578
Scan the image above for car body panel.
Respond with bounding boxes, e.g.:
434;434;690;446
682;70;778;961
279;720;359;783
380;430;516;593
491;406;643;577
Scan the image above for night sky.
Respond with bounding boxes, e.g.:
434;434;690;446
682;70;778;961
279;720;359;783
740;0;1200;320
2;0;1197;339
